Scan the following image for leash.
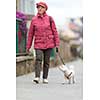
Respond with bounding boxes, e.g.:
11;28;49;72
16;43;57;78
57;51;65;65
57;51;73;79
49;16;66;66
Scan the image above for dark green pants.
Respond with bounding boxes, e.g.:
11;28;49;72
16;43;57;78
35;48;52;79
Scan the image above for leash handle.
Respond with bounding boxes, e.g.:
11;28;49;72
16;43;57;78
57;52;65;65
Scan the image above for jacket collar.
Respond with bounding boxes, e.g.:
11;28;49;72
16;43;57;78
37;12;47;18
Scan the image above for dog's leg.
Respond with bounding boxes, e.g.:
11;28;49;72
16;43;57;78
62;75;67;85
73;76;75;84
68;78;71;84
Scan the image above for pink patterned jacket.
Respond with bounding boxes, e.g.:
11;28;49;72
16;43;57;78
26;13;60;50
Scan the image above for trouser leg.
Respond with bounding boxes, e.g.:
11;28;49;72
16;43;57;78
35;49;43;78
43;48;52;79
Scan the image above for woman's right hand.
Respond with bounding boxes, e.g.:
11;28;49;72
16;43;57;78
26;49;29;54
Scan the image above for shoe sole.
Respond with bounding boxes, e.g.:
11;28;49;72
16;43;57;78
43;81;48;84
43;82;48;84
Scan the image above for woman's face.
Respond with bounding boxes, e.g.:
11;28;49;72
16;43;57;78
37;5;46;15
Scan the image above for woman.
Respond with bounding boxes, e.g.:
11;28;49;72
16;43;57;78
26;2;60;84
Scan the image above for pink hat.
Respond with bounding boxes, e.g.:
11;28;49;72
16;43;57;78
36;2;48;10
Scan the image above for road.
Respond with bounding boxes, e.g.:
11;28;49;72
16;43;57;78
16;59;83;100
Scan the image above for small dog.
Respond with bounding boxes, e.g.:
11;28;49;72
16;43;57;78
58;64;75;84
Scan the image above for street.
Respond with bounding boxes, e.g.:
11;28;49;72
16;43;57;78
16;59;83;100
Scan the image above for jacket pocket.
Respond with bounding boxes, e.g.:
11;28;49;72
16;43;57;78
35;37;43;43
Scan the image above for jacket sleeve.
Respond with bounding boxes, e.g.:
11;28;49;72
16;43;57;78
50;16;60;47
26;20;35;51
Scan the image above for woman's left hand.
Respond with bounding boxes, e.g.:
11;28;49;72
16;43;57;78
56;47;59;53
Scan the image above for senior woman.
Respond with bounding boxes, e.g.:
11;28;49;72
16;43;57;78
26;2;60;84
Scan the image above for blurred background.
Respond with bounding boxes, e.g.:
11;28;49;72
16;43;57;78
16;0;83;76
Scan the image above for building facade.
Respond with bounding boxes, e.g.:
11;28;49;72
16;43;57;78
16;0;35;54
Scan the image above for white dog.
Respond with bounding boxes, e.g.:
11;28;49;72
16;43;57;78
58;64;75;84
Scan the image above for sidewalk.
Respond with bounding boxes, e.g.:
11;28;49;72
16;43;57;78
16;59;83;100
